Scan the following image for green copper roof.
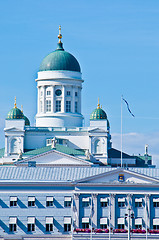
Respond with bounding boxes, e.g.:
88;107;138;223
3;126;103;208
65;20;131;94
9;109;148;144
6;107;24;120
23;115;30;126
39;42;81;72
23;144;85;156
90;107;107;120
0;148;4;158
6;105;30;126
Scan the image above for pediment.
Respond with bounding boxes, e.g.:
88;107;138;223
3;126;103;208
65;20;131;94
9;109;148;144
76;168;159;184
89;128;106;133
4;127;23;132
16;150;92;166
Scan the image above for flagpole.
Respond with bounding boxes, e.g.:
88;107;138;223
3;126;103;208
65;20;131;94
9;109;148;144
121;95;123;168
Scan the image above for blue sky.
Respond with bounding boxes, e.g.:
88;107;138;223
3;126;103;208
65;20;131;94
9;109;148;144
0;0;159;165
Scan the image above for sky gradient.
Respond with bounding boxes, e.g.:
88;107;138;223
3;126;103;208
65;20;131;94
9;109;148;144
0;0;159;165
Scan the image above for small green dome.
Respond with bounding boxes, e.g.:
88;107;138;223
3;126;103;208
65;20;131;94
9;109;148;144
90;106;107;120
6;107;24;120
23;115;30;126
39;42;81;72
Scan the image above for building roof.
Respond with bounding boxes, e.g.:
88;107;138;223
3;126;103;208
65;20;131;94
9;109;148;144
39;42;81;72
90;102;107;120
0;166;158;182
108;148;132;159
23;144;85;157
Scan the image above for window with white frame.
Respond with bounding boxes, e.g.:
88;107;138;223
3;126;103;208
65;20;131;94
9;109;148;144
66;101;71;112
82;218;89;229
100;197;108;207
40;101;43;112
67;91;70;96
46;217;53;232
153;219;159;229
118;198;126;207
46;100;51;112
117;218;125;229
135;218;142;229
75;91;78;97
27;217;35;232
9;217;17;232
46;196;54;207
135;198;143;207
75;101;78;113
153;198;159;207
100;218;107;229
40;91;43;96
28;196;35;207
82;197;90;207
10;196;17;207
56;100;61;112
46;90;51;96
64;196;72;207
64;217;71;232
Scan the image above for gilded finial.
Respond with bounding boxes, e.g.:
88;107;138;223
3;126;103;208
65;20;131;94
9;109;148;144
21;105;23;113
58;25;62;43
97;97;100;109
14;96;17;108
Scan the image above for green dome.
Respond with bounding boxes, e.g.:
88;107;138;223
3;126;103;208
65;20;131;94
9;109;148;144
90;106;107;120
6;107;24;120
39;42;81;72
23;115;30;126
6;102;30;126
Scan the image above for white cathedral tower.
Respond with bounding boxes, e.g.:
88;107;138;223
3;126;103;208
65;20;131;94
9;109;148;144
35;26;84;127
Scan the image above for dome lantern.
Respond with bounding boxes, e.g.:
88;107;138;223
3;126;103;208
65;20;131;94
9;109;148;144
90;99;107;120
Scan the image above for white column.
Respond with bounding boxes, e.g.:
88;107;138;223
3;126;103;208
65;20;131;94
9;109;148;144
62;85;65;112
92;194;98;228
74;193;80;228
52;86;54;113
72;86;75;113
43;86;46;113
145;194;150;239
78;87;81;114
110;194;116;230
37;87;40;113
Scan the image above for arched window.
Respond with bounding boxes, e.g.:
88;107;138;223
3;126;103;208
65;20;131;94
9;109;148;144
94;139;101;154
11;139;18;153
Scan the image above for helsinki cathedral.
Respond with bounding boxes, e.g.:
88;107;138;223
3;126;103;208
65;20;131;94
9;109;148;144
1;27;150;167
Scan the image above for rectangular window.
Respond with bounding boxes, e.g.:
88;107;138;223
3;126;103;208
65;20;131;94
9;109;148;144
67;91;70;96
9;224;17;232
56;100;61;112
46;197;54;207
46;100;51;112
41;91;43;96
82;223;89;229
64;224;71;232
100;224;107;229
27;217;35;232
75;101;78;113
9;217;17;232
66;101;71;112
27;223;35;232
46;217;53;232
135;202;142;207
153;225;159;230
135;224;142;229
46;223;53;232
64;197;72;207
154;202;159;207
118;198;125;207
82;197;90;207
10;197;17;207
28;197;35;207
100;197;108;207
118;202;125;207
118;224;124;229
46;90;51;96
75;92;78;97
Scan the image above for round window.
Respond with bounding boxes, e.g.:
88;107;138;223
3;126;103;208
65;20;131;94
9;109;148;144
55;89;62;96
